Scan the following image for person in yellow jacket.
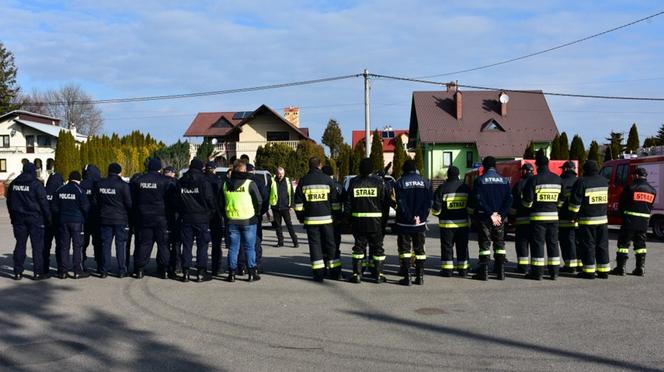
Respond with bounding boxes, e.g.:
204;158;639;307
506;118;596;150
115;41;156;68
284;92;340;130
269;167;298;247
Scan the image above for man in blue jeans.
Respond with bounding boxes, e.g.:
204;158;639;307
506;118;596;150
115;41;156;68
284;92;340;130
219;159;262;282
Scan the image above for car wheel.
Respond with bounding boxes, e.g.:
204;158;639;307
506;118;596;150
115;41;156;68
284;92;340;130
651;216;664;240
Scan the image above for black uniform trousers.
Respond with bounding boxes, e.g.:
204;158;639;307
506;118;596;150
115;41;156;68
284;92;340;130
125;224;136;271
100;224;129;274
180;223;210;270
12;221;45;275
57;223;85;274
273;208;298;245
559;226;579;267
44;222;59;273
439;227;469;270
617;227;647;256
83;221;101;267
136;221;170;271
529;222;561;268
577;224;610;274
168;223;181;272
397;232;426;261
514;223;530;266
477;220;505;264
352;231;385;260
209;216;224;273
305;224;336;272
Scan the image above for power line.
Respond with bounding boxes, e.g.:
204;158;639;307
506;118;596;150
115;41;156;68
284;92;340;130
369;73;664;101
21;74;361;106
413;10;664;79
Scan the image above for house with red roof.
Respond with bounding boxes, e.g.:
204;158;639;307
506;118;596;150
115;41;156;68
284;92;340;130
408;83;558;179
352;127;411;172
183;105;310;165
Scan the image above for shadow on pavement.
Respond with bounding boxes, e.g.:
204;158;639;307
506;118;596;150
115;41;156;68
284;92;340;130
0;281;220;371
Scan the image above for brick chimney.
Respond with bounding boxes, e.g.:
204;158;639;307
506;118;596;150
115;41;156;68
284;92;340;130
283;106;300;127
446;81;458;92
454;91;463;120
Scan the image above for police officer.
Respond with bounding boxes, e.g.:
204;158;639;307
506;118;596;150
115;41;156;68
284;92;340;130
294;157;340;282
568;160;610;279
509;163;533;274
204;161;224;277
219;159;262;282
125;172;143;274
96;163;132;278
7;162;51;280
345;158;387;284
394;159;432;286
163;166;180;278
522;155;563;280
53;171;90;279
80;164;102;272
176;158;216;282
468;156;512;281
270;167;298;248
132;158;173;279
322;164;344;279
612;167;656;276
432;166;471;277
44;171;64;275
558;161;580;273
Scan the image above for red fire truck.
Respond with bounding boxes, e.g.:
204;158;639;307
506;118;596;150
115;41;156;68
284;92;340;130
601;152;664;239
464;159;576;189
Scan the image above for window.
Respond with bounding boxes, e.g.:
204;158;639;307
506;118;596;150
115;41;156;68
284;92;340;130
382;131;395;139
615;164;629;186
26;135;35;154
0;159;6;172
480;119;506;132
599;166;613;181
466;151;474;168
37;135;51;147
266;131;289;141
443;151;453;167
1;135;9;148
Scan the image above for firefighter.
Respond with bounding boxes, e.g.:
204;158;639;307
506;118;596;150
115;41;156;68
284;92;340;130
53;171;90;279
345;158;387;284
509;163;534;274
44;171;64;275
80;164;102;272
7;162;51;280
568;160;610;279
219;159;263;282
270;167;298;248
96;163;132;278
323;164;344;280
468;156;512;281
612;167;656;276
132;158;173;279
176;159;216;282
432;166;470;277
521;155;563;280
204;161;224;277
394;159;432;286
558;161;580;273
294;157;340;282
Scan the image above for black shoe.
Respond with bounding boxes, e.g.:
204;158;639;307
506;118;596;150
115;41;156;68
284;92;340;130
473;265;488;281
560;266;575;274
548;265;559;281
350;274;361;283
57;272;67;280
632;267;645;276
440;269;453;277
227;270;236;282
577;271;596;279
313;268;325;282
525;271;543;281
197;269;210;282
516;264;528;274
597;272;609;279
237;267;247;276
99;272;108;279
610;266;625;276
13;273;23;281
73;272;90;279
293;242;299;248
275;242;284;247
118;272;127;278
495;255;506;280
134;269;144;279
457;269;468;277
167;270;177;280
248;268;261;282
211;270;219;278
33;273;49;281
157;271;167;279
632;253;646;276
413;261;424;285
182;268;190;282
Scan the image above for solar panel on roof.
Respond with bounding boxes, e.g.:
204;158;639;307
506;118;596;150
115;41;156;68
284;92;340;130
232;111;253;120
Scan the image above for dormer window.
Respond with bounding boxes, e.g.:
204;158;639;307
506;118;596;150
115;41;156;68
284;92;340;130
481;119;505;132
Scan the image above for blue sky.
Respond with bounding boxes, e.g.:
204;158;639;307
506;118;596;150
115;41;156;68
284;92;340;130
2;0;664;147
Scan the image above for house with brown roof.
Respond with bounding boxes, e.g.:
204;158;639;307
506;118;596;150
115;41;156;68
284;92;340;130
408;84;558;179
351;127;412;170
183;105;310;165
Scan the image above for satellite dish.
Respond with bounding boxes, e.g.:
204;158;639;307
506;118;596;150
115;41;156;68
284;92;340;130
211;138;218;145
499;92;510;104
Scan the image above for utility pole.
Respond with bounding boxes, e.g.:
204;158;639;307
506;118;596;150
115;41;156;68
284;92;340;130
363;69;371;158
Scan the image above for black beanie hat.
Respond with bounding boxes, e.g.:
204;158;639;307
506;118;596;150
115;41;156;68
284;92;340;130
535;154;549;167
148;158;162;172
402;159;416;173
583;160;599;175
482;156;496;169
189;158;204;171
108;163;122;175
359;158;373;176
447;166;460;179
69;171;82;182
322;165;334;176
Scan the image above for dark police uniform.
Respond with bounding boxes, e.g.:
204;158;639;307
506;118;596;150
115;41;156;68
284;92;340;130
270;175;298;247
204;166;224;276
614;171;656;276
432;176;471;277
394;170;432;285
522;167;563;280
44;172;64;274
133;169;173;277
568;165;610;279
559;168;580;271
7;163;51;279
468;167;512;281
96;172;132;276
509;172;533;273
80;164;102;270
294;168;340;281
176;167;216;281
53;180;90;276
345;174;387;283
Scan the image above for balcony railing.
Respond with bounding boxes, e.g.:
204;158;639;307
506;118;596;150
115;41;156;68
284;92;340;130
192;140;301;153
0;146;55;154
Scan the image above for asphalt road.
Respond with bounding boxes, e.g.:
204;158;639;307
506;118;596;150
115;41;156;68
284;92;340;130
0;202;663;371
